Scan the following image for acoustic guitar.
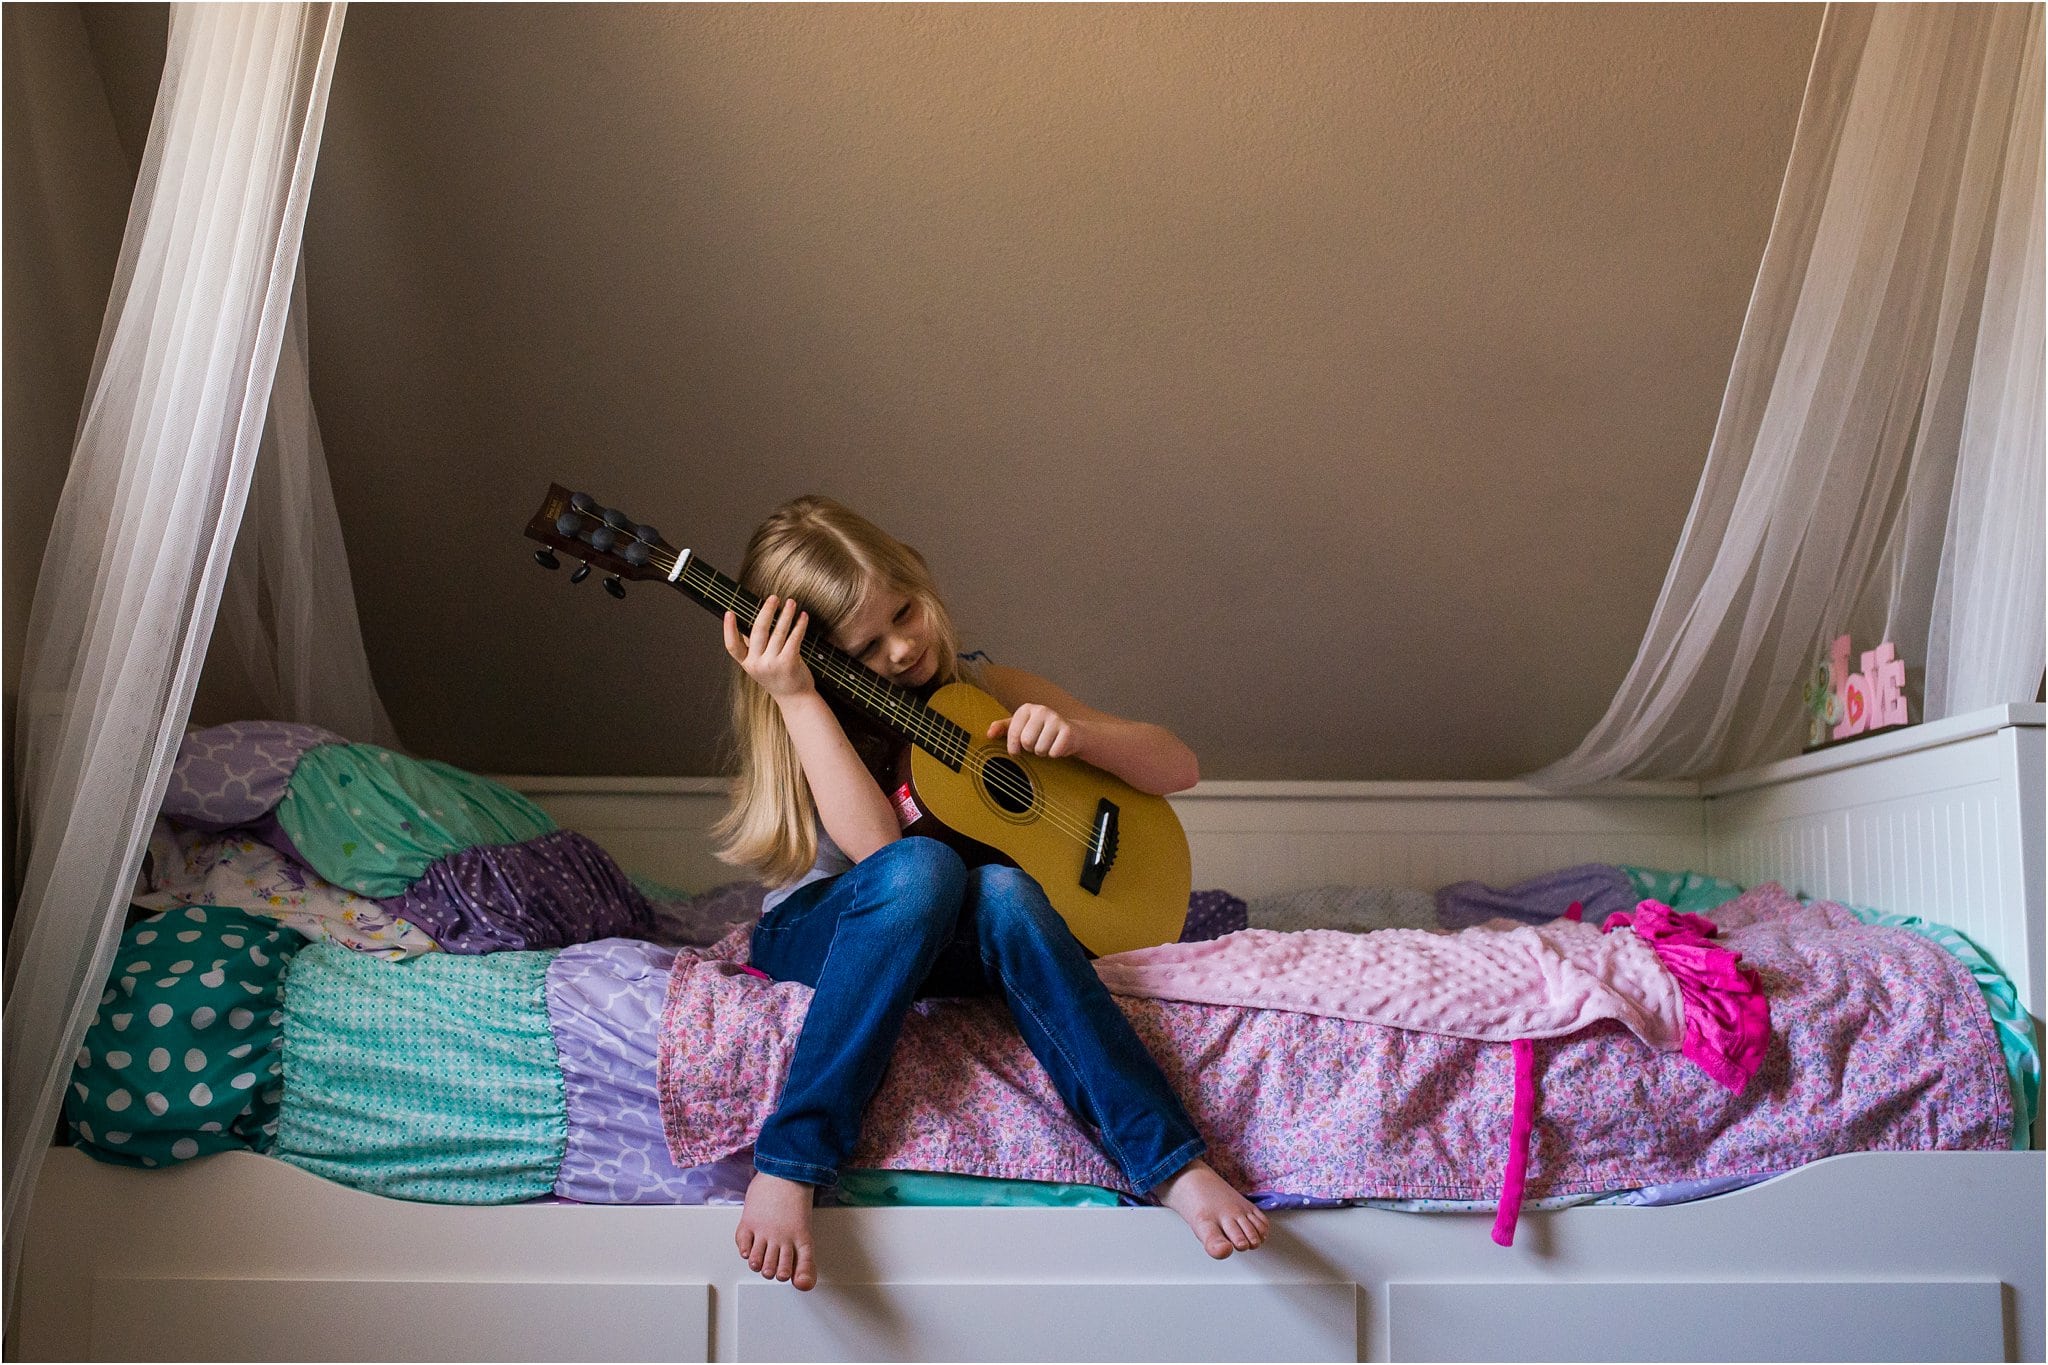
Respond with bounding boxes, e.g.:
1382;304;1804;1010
523;484;1192;955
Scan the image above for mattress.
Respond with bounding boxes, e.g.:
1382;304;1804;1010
60;720;2038;1225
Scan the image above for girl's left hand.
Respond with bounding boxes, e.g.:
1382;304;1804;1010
989;704;1084;759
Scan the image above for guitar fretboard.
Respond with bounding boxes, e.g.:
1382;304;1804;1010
665;555;972;771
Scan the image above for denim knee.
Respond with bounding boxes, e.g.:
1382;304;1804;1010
968;866;1064;945
856;837;969;941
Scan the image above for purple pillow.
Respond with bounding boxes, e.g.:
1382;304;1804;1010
161;720;344;829
1180;889;1248;942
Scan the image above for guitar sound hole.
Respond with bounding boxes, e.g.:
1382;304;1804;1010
981;755;1035;815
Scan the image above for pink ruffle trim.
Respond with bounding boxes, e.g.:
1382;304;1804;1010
1604;901;1771;1093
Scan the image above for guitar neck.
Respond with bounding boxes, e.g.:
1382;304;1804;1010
667;555;970;770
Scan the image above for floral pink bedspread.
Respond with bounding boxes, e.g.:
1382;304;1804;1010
656;884;2010;1199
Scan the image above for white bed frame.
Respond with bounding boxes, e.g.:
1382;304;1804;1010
17;704;2044;1362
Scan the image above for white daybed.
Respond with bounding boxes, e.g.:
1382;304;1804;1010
18;704;2044;1363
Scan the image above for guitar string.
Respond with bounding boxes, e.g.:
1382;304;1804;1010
674;556;1111;850
566;527;1110;849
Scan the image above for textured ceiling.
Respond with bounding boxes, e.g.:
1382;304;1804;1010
78;3;1823;779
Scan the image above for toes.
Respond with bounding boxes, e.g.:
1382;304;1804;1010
772;1244;794;1283
793;1243;818;1292
1202;1222;1234;1259
736;1226;755;1258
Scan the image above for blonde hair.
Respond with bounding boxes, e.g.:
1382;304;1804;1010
712;495;971;885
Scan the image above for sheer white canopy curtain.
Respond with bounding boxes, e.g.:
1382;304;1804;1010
1529;3;2046;788
2;3;376;1309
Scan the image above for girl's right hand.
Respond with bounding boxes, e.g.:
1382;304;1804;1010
723;595;816;701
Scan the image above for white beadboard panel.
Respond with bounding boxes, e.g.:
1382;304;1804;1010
511;785;734;891
1178;827;1705;896
2005;723;2046;1027
502;776;1705;898
1703;726;2043;1017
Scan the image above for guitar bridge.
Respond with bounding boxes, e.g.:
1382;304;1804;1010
1079;798;1119;895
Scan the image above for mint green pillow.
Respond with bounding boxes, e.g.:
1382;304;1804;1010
276;744;556;898
1620;865;1747;915
276;943;565;1202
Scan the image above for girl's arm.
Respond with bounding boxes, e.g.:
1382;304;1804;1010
724;597;900;862
981;663;1200;796
776;692;901;860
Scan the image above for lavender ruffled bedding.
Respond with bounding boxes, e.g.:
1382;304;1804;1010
547;938;754;1204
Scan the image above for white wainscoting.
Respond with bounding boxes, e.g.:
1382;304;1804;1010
1702;704;2044;1018
502;777;1707;899
498;703;2043;1016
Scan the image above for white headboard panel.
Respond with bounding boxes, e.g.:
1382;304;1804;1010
1702;705;2044;1019
500;777;1707;902
499;705;2043;1016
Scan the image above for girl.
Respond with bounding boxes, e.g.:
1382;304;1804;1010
716;494;1267;1292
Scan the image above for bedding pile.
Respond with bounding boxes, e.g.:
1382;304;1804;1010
659;883;2009;1204
63;721;2037;1227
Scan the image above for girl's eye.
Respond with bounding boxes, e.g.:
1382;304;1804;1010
855;601;911;660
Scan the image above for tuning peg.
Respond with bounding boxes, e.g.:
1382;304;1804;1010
603;576;626;599
532;548;560;570
570;563;591;584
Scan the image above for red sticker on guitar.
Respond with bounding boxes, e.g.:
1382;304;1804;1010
891;782;924;829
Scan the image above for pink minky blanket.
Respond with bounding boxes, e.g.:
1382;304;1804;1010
1093;902;1770;1094
1093;915;1683;1044
657;884;2010;1200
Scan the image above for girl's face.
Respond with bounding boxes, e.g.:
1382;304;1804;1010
831;586;937;687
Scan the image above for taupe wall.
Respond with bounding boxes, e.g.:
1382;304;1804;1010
16;3;1823;780
3;5;133;714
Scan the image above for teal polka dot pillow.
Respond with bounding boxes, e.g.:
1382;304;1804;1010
65;905;304;1168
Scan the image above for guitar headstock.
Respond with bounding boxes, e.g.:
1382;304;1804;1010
524;484;681;595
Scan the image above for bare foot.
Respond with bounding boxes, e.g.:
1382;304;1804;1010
1153;1159;1269;1259
736;1171;819;1290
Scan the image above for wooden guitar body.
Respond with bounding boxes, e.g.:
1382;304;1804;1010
900;683;1191;956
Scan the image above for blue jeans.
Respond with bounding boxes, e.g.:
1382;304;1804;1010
748;836;1206;1194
